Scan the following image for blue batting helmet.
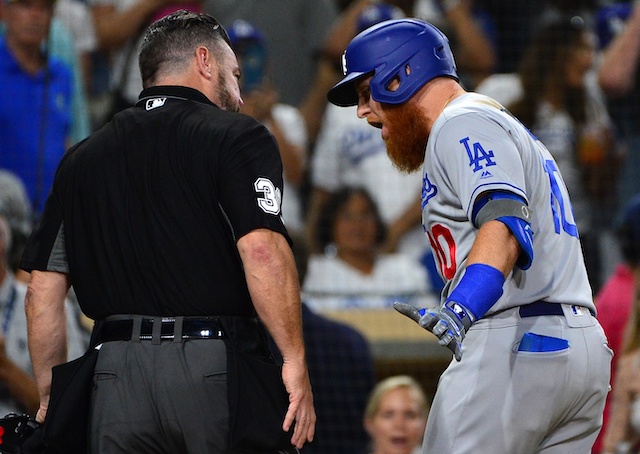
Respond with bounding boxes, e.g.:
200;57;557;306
327;18;458;107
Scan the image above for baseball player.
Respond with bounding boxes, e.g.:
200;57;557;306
327;19;612;453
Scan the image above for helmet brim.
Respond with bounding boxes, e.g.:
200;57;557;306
327;71;369;107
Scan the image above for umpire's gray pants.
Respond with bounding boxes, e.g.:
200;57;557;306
90;339;228;453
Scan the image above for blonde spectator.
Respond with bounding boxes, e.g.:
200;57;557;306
364;375;429;454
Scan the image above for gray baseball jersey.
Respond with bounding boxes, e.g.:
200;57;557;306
420;92;610;453
422;92;594;314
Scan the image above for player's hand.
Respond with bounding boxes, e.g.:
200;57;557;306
394;301;474;361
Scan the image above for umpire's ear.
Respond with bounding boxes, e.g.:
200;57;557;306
195;45;217;83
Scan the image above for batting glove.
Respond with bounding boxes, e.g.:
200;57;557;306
394;300;475;361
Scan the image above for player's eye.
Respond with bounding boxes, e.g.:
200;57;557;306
357;89;370;107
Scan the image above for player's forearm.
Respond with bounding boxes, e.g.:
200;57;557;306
25;271;69;412
467;220;520;277
237;230;306;363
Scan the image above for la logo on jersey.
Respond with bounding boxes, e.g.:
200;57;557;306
460;137;496;172
421;173;438;209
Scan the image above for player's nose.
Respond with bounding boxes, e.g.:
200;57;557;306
356;100;370;119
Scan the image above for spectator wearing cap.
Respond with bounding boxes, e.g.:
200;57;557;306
228;19;308;238
0;0;74;215
594;194;640;453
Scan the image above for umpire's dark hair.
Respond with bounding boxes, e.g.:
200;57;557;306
139;10;231;88
618;194;640;266
316;187;386;252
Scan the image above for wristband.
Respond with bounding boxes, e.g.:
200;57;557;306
447;263;505;321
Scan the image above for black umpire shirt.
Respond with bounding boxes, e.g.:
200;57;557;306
21;86;291;320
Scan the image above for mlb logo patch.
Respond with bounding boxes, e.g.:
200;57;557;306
146;98;167;110
571;305;584;316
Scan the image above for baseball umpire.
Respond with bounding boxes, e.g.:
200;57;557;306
327;19;612;453
20;10;315;453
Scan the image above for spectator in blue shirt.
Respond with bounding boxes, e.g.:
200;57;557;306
0;0;73;215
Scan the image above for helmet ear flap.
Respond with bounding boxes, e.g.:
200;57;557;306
370;60;411;103
369;34;457;105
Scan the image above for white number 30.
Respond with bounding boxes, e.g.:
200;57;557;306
254;177;282;215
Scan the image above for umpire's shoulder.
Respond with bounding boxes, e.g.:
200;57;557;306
218;110;277;147
195;103;271;137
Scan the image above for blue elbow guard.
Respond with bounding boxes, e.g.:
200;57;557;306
447;263;505;321
472;191;534;270
497;216;534;270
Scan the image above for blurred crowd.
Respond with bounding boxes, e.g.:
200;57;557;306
2;0;640;452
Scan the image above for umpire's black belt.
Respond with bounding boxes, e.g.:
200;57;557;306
95;316;226;344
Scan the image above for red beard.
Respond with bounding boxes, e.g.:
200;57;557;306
383;103;430;173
